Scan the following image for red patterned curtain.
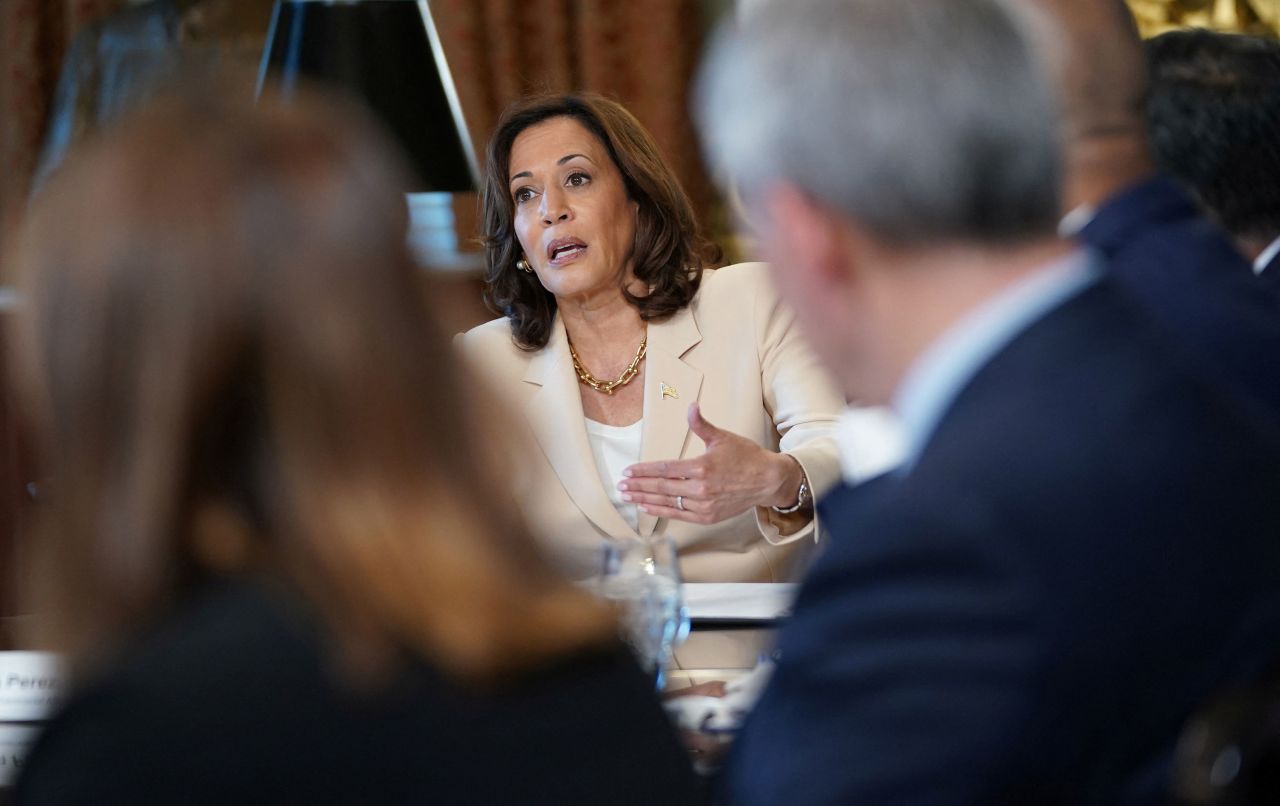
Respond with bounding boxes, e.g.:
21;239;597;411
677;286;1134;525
0;0;125;269
2;0;718;272
432;0;716;243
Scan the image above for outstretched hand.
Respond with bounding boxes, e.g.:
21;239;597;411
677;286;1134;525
619;403;803;525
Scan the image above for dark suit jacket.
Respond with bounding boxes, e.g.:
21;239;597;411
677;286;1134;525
14;579;703;805
1078;175;1280;420
721;278;1280;806
1259;251;1280;295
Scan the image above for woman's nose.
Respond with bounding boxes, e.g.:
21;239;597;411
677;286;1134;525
540;189;572;225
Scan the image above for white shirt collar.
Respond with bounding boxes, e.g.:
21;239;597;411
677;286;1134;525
1253;235;1280;276
1058;204;1097;238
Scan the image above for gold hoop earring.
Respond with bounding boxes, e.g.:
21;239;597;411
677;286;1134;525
517;258;533;274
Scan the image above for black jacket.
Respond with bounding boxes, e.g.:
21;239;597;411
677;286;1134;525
15;579;703;805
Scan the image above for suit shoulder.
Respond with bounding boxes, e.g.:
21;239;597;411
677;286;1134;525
459;316;515;345
698;261;770;294
694;262;774;312
457;316;522;358
456;317;538;389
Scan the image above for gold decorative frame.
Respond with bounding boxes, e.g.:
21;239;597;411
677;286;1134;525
1127;0;1280;36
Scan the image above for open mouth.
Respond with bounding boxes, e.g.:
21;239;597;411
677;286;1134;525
547;237;588;265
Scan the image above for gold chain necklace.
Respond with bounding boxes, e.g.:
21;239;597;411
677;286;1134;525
568;336;647;395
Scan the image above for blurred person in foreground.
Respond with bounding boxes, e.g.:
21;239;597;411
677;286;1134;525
457;93;843;583
694;0;1280;803
1144;28;1280;290
7;84;701;805
1013;0;1280;421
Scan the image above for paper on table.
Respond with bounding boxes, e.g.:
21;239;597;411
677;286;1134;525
0;723;41;786
682;583;797;623
0;651;65;722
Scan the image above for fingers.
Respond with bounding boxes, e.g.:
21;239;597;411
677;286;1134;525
618;476;707;498
617;488;685;507
623;458;705;480
622;405;736;480
619;488;710;521
691;680;729;698
662;680;729;700
688;402;724;444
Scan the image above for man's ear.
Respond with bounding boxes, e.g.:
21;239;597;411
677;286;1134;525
759;183;851;288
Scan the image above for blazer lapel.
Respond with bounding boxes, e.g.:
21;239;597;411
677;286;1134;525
524;316;639;538
637;305;705;536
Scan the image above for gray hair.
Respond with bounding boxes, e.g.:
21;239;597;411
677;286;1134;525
694;0;1063;246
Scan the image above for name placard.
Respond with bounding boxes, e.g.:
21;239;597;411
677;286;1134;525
0;652;64;722
0;723;41;786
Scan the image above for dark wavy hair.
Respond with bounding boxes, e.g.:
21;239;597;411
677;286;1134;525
481;93;720;350
1146;29;1280;245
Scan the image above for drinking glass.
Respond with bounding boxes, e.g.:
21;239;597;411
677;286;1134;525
596;536;690;689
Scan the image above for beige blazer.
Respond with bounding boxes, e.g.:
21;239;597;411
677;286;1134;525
458;262;844;582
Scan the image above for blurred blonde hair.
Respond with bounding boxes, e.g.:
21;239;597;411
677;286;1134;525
9;77;612;682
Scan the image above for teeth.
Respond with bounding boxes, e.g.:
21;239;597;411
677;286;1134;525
554;245;584;259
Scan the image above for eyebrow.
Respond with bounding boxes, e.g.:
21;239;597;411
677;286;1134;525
509;153;594;183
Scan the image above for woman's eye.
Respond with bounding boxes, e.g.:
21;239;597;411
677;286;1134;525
566;172;590;188
513;187;535;204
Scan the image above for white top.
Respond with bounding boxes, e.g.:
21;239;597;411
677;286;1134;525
584;418;643;532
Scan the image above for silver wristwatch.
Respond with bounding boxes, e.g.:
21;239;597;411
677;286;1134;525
772;476;811;514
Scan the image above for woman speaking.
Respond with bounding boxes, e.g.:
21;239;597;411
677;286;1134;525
459;94;844;582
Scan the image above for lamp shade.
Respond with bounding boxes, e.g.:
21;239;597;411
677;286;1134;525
258;0;478;192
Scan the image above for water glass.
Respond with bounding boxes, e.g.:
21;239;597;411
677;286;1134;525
596;536;690;689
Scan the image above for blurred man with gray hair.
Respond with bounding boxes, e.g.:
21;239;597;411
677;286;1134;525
694;0;1280;803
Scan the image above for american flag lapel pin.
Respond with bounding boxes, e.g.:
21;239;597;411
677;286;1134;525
661;382;679;400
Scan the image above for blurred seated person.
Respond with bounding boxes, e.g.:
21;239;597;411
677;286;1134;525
457;93;843;582
1145;28;1280;289
694;0;1280;801
7;81;701;805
